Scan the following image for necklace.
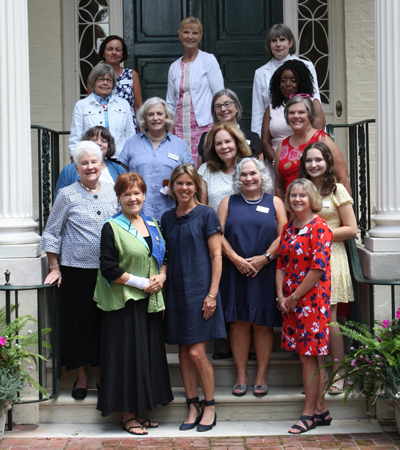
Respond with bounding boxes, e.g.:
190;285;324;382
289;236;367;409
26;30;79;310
293;214;314;229
79;181;100;192
241;192;264;205
148;133;166;143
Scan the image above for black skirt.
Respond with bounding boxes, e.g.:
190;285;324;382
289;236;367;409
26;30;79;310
97;298;173;417
59;266;101;371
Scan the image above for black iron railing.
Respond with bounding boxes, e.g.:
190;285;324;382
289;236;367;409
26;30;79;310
1;272;61;431
31;126;70;235
326;120;375;242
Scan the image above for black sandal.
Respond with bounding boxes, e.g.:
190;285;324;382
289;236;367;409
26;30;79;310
212;350;233;359
314;410;332;426
121;417;148;435
288;415;316;434
137;417;159;428
179;397;203;431
197;399;217;432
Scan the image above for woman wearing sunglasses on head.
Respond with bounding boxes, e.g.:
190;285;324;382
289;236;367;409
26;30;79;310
274;95;351;204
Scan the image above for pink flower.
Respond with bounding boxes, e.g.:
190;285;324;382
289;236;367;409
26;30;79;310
350;347;354;351
351;359;356;367
365;372;370;376
383;319;390;328
388;333;391;337
377;337;382;343
288;149;301;162
369;361;373;365
29;366;34;371
375;355;380;359
377;374;380;377
334;358;339;362
396;308;400;319
280;145;289;160
0;336;5;346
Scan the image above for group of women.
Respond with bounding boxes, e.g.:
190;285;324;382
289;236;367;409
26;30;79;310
40;18;358;436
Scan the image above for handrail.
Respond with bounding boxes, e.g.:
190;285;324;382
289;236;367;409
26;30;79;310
0;277;61;431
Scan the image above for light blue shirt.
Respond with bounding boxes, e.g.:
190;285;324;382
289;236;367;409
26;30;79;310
118;131;194;221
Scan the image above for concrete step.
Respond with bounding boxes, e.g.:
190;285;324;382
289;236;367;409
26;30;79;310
50;352;304;389
39;385;368;424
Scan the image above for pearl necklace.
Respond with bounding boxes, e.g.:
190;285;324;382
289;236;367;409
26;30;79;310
241;192;264;205
80;181;100;192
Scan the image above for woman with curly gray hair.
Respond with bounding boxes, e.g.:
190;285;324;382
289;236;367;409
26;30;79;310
217;156;287;397
118;97;194;221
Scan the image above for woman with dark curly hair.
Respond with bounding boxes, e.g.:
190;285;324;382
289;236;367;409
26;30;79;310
261;60;325;166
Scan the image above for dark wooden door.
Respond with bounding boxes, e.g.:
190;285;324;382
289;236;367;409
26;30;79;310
123;0;282;129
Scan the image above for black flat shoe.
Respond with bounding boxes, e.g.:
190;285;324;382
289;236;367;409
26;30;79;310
179;397;203;431
212;350;233;360
197;399;217;432
71;380;87;400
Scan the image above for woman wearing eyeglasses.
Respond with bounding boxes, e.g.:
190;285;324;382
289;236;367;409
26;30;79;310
69;64;136;160
197;89;264;167
275;95;351;203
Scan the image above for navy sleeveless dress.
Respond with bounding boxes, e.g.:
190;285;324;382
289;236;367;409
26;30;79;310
221;194;281;327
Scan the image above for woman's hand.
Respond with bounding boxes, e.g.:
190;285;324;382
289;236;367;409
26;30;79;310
278;295;297;314
44;267;62;287
143;274;165;294
245;255;268;277
233;255;257;277
202;294;217;320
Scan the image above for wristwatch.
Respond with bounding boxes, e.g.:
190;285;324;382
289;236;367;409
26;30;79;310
264;252;272;262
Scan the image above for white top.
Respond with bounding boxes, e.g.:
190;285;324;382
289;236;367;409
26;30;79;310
69;93;136;158
198;163;234;212
99;166;114;184
166;50;224;127
269;105;294;151
251;55;320;137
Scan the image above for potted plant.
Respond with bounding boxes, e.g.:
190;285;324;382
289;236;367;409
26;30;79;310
0;306;50;440
326;306;400;426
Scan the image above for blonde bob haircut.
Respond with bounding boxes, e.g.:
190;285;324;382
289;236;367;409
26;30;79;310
178;16;203;35
169;163;204;206
204;122;252;173
136;97;175;130
285;178;322;214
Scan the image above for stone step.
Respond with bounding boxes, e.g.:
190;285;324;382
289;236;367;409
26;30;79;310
39;385;368;424
50;352;304;389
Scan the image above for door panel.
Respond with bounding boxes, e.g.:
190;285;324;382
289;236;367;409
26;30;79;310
123;0;283;129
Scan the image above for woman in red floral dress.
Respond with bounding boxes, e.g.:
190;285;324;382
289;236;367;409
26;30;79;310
276;178;333;434
274;95;351;202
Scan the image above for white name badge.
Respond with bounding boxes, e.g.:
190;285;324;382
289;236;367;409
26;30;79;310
120;79;132;85
168;153;179;161
146;220;156;227
69;193;82;202
322;200;331;207
256;205;269;214
299;226;308;235
246;139;251;145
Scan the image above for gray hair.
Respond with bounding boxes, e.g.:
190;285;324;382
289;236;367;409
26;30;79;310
136;97;175;129
284;95;316;125
232;157;273;195
88;63;117;91
211;89;243;124
73;140;103;165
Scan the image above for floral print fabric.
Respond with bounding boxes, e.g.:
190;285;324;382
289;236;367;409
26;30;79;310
277;216;333;355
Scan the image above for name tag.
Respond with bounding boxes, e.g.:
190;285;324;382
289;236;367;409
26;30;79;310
168;153;179;161
322;200;331;208
256;206;269;213
146;220;156;227
120;79;132;85
69;193;82;202
246;139;251;145
299;226;308;235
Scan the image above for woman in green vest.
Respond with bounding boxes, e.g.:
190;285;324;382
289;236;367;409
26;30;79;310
94;172;173;435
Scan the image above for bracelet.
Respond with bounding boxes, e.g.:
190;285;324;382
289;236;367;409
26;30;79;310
291;293;298;302
49;264;59;269
207;293;216;299
160;271;167;279
276;295;284;302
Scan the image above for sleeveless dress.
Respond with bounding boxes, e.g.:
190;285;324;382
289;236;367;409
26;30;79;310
269;105;293;151
220;194;281;327
279;130;328;191
319;183;355;305
174;60;212;167
113;68;139;133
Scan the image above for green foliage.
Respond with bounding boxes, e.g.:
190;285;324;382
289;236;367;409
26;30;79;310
324;308;400;417
0;306;51;412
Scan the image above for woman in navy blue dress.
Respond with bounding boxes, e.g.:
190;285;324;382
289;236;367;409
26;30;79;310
161;164;225;432
217;156;287;397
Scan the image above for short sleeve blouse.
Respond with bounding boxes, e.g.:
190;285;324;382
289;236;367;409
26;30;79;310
198;163;234;212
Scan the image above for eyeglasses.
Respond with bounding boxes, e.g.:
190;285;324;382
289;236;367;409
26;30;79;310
289;93;310;99
97;78;113;85
214;101;235;110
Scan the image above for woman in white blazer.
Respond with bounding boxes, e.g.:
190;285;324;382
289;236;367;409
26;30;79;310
69;64;135;160
251;24;320;138
166;17;224;167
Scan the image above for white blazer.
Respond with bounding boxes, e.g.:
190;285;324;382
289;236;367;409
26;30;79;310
166;50;224;128
251;55;321;137
69;93;136;158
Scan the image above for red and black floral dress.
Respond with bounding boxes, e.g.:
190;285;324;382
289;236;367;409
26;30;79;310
277;216;333;355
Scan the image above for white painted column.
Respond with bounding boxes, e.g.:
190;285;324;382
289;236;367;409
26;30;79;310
0;0;40;253
368;0;400;240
